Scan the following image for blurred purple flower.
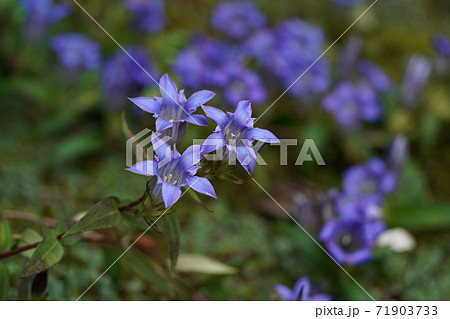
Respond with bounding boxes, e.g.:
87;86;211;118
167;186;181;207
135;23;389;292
275;277;332;301
319;218;385;265
173;36;267;105
330;0;368;7
129;74;213;142
433;34;450;57
124;0;165;33
269;19;330;96
102;47;158;108
210;1;266;39
20;0;70;40
322;82;381;127
126;133;216;208
343;158;397;198
401;55;431;109
338;36;363;78
224;66;267;105
201;100;279;174
51;33;100;70
173;36;238;88
385;134;408;177
357;60;392;92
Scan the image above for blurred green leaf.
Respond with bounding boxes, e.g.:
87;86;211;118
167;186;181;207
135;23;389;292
19;230;64;279
186;189;213;212
0;209;12;253
0;263;9;300
52;129;102;164
386;203;450;231
63;197;122;238
176;254;236;275
161;213;180;275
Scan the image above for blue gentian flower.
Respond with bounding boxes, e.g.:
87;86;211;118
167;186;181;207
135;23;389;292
274;277;332;301
20;0;70;40
201;100;279;174
357;60;392;92
126;133;216;208
210;1;266;39
124;0;165;33
129;74;213;143
330;0;368;7
322;82;381;127
102;47;158;108
319;218;385;265
51;33;100;70
401;55;431;109
335;192;383;221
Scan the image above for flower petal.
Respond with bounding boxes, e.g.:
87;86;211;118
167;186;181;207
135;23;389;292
179;145;202;170
274;284;294;301
236;145;256;175
128;97;161;114
187;176;216;198
201;132;225;155
232;100;252;126
125;160;157;176
151;133;172;161
159;74;178;102
156;118;173;131
249;128;279;143
185;114;208;126
202;105;228;128
162;182;182;208
185;90;216;112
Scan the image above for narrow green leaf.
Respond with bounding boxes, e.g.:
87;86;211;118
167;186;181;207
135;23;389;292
121;111;134;140
0;263;9;300
18;230;64;279
220;173;244;185
63;197;122;238
386;203;450;231
161;213;180;274
176;254;236;275
0;209;12;253
186;189;213;212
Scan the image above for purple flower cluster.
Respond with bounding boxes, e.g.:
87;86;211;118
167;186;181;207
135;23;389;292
245;19;330;97
174;36;267;106
124;0;165;33
322;82;381;127
174;3;331;105
20;0;70;40
127;75;278;207
102;47;159;108
51;33;101;70
211;1;266;39
275;277;331;301
319;158;396;265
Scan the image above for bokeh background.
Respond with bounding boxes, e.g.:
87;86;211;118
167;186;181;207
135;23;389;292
1;0;450;300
